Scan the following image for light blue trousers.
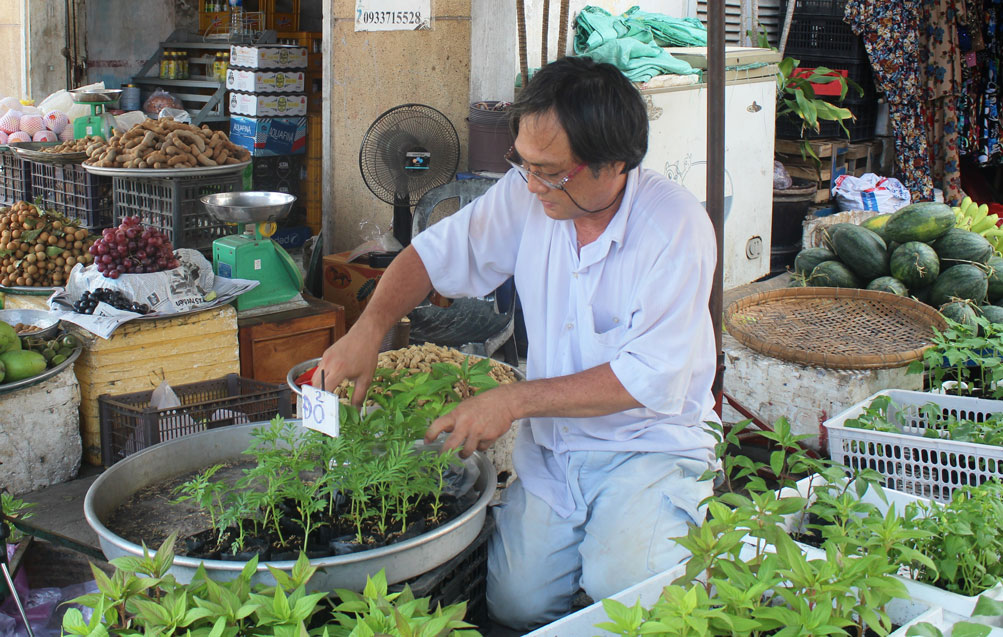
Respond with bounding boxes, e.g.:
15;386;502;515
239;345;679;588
486;450;713;633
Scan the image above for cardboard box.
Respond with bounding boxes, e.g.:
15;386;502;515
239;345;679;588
322;251;386;327
229;92;307;117
226;69;305;93
230;44;307;69
229;115;307;156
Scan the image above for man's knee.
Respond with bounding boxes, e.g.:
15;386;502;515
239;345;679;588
487;534;575;632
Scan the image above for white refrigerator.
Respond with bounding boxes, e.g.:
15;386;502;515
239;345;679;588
640;47;778;289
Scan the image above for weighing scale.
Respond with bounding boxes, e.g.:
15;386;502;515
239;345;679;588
200;191;304;311
69;88;121;140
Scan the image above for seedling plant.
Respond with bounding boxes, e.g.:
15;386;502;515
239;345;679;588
170;356;501;560
909;316;1003;399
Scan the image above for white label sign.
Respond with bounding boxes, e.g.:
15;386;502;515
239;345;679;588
301;384;340;438
355;0;431;31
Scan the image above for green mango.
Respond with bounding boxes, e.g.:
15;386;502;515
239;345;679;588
0;321;20;354
0;349;46;383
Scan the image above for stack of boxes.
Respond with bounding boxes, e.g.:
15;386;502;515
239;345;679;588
226;44;309;203
277;32;323;233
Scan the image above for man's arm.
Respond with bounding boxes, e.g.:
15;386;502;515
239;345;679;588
424;363;642;457
313;246;433;402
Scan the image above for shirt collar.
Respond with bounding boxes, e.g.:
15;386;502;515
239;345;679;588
576;166;639;268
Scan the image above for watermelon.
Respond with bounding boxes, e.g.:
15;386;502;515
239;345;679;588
809;260;861;288
929;263;989;306
820;223;859;252
794;247;837;277
883;201;956;243
829;224;889;280
867;276;908;296
980;304;1003;326
860;213;893;240
986;255;1003;302
889;241;940;289
886;240;900;256
932;228;994;265
940;301;979;329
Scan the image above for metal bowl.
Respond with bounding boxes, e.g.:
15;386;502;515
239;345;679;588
70;88;123;103
200;191;297;225
0;309;60;339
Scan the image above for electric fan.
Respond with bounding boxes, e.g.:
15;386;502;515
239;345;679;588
359;104;460;248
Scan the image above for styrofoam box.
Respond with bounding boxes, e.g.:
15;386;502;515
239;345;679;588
768;474;1003;625
825;389;1003;502
228;92;307;117
225;69;305;93
229;44;307;69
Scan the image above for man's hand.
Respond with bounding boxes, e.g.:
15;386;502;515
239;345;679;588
424;384;519;458
311;326;383;408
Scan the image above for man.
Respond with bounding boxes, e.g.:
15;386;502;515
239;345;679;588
313;56;718;632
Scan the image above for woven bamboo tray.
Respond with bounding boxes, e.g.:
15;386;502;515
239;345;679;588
724;287;948;369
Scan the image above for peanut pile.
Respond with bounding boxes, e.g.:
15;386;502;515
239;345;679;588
83;119;251;169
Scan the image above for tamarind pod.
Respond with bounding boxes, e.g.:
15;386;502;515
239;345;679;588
196;152;218;167
166;132;192;154
173;129;206;153
163;145;181;156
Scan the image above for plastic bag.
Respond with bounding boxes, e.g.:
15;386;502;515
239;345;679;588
157;108;191;124
831;173;911;213
39;82;106;123
142;89;183;116
773;160;793;190
113;111;147;133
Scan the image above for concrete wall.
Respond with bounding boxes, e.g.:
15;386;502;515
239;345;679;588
84;0;196;89
0;0;25;100
324;0;471;253
470;0;690;102
26;1;67;100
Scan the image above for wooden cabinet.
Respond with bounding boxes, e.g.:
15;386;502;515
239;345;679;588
238;295;344;384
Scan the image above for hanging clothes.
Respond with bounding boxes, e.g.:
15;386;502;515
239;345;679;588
920;0;966;205
845;0;936;202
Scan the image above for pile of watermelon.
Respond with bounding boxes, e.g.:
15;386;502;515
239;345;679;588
792;201;1003;327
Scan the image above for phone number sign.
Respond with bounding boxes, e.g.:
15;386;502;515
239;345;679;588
355;0;431;31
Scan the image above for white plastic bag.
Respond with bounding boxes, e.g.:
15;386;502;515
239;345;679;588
831;173;911;213
40;82;107;122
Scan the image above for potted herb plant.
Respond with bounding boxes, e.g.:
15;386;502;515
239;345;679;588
908;315;1003;400
83;355;507;591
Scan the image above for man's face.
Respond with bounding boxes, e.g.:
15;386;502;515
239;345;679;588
512;111;626;222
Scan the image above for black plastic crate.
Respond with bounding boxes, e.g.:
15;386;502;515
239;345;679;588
250;155;302;196
98;373;293;467
786;14;867;62
0;147;31;206
30;161;113;229
112;171;243;252
776;98;878;142
787;0;846;17
390;514;493;628
792;56;876;104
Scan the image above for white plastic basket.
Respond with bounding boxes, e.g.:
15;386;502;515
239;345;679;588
825;389;1003;502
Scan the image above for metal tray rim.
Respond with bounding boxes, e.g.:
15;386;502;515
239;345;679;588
81;160;250;178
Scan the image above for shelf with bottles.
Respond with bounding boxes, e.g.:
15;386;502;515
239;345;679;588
199;0;267;36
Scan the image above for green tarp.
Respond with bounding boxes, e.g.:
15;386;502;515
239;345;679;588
573;5;708;82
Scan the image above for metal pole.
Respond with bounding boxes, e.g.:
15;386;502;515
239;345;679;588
707;0;726;413
0;521;33;637
541;0;550;64
516;0;529;88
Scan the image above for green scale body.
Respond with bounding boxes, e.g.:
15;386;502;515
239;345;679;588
212;233;303;311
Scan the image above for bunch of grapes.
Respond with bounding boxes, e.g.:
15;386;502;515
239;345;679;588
73;288;151;315
87;217;179;279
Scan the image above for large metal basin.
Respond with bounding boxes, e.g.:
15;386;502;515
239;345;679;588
84;420;495;591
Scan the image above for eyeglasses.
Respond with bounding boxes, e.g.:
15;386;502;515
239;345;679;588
504;146;586;192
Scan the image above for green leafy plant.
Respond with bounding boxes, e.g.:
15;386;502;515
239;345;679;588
61;533;480;636
1;491;35;543
845;394;1003;447
908;316;1003;399
776;56;864;162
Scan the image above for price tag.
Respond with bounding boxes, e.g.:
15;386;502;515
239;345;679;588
355;0;430;31
301;384;340;438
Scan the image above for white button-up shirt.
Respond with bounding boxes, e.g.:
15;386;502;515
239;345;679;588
411;167;719;516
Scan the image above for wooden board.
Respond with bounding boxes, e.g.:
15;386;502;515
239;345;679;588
665;46;781;68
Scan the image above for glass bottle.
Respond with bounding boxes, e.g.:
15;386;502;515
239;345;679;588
166;51;177;80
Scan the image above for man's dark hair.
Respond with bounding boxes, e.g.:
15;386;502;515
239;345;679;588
509;56;648;174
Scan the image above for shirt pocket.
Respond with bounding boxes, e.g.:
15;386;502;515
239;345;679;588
582;306;629;368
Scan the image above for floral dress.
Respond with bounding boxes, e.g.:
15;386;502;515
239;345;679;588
846;0;936;202
920;0;965;205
